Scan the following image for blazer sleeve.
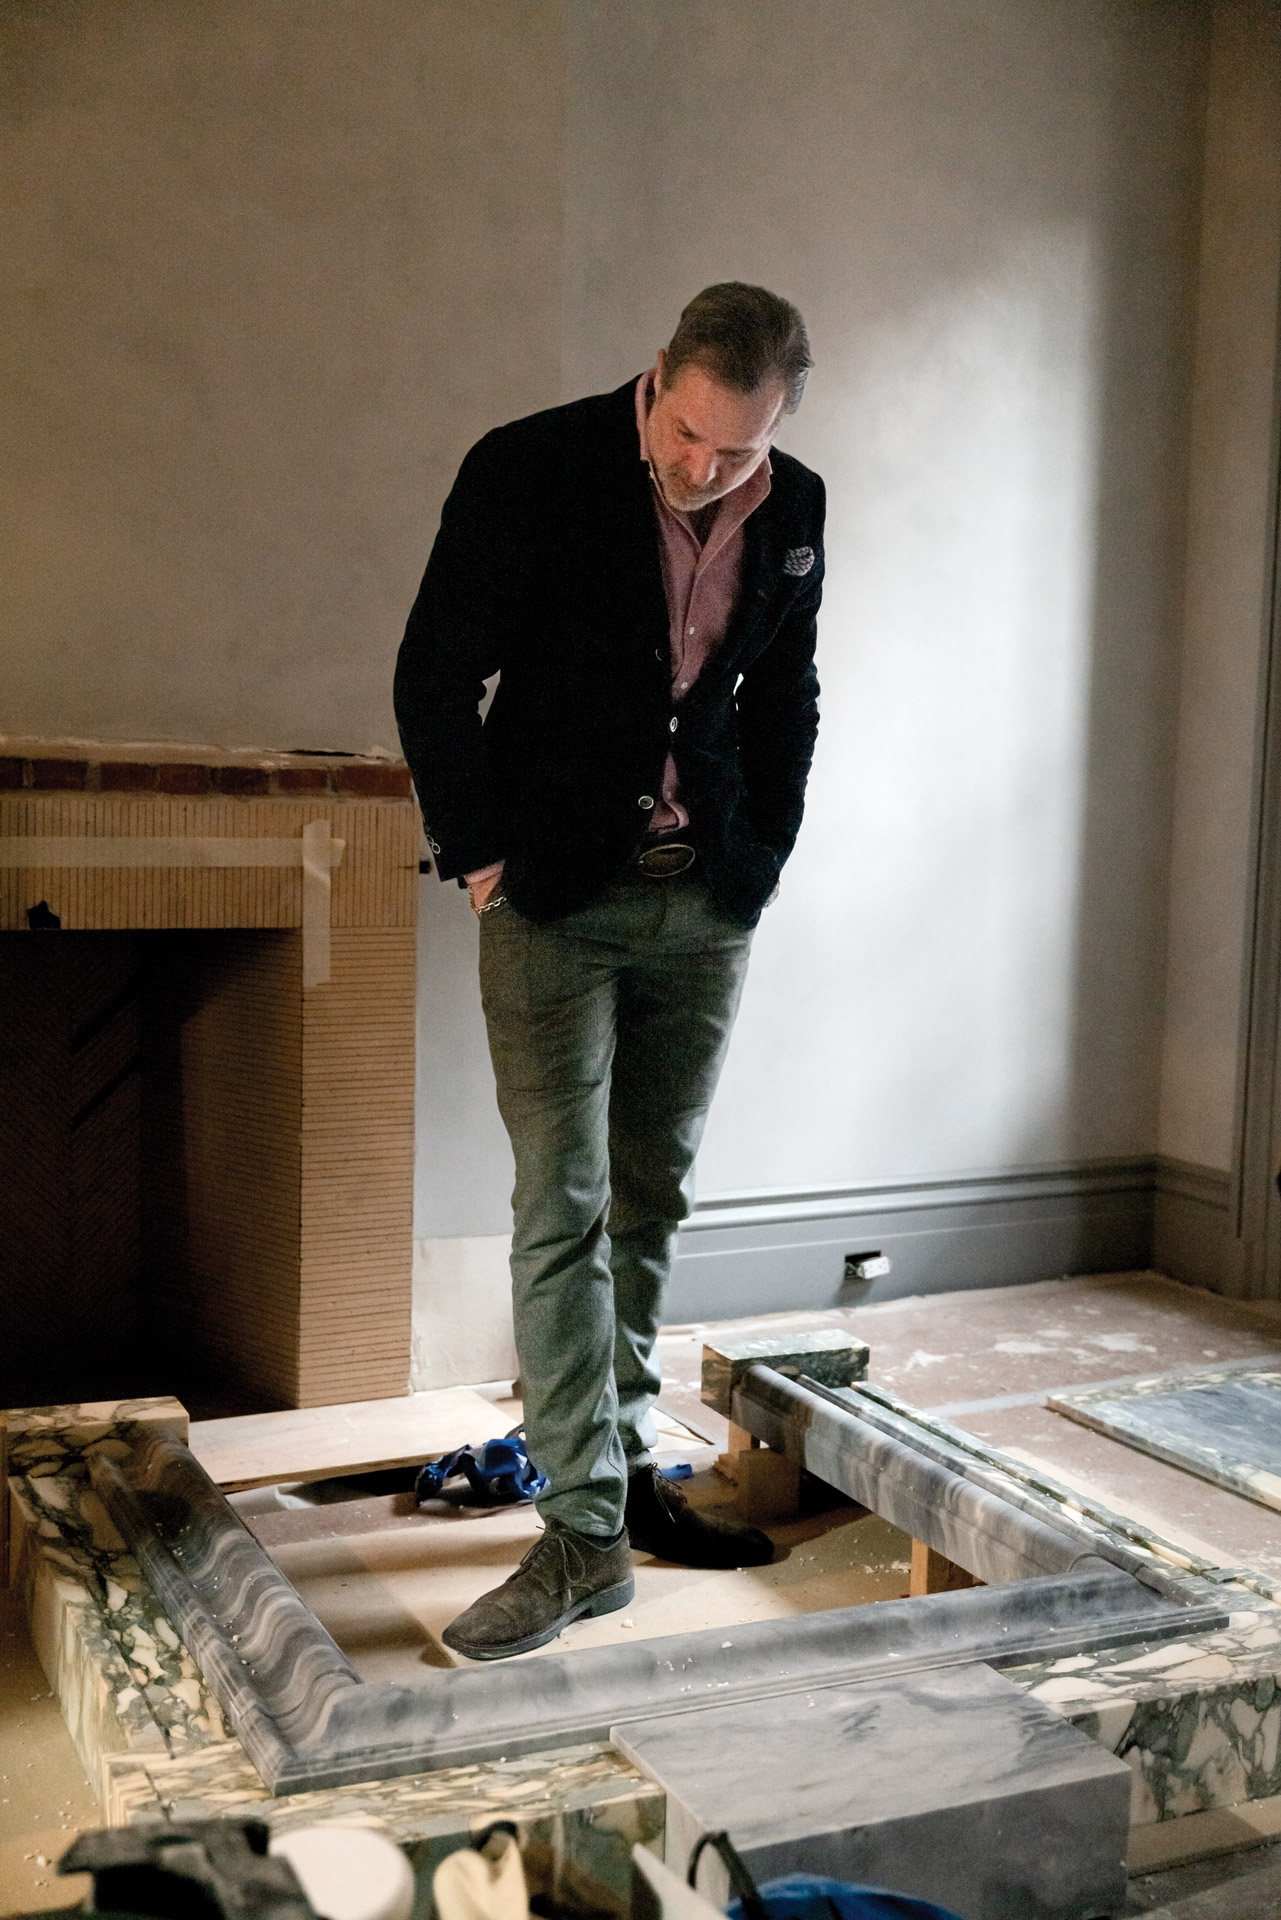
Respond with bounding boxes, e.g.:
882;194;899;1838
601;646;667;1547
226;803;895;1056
735;482;825;859
394;432;516;881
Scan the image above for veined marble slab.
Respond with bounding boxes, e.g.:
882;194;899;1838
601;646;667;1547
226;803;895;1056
1049;1360;1281;1514
700;1328;869;1420
11;1390;1281;1853
813;1377;1281;1606
101;1741;662;1920
615;1663;1131;1920
1009;1604;1281;1825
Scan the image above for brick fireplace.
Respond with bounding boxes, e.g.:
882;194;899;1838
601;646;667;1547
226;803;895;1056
0;739;417;1412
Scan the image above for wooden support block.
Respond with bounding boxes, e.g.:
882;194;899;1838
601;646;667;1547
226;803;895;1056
909;1538;981;1596
713;1421;760;1484
734;1447;801;1525
701;1329;870;1420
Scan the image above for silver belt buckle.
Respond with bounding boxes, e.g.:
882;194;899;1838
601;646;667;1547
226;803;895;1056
636;841;696;877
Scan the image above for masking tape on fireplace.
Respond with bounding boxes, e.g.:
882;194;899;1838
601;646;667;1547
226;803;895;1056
0;830;346;988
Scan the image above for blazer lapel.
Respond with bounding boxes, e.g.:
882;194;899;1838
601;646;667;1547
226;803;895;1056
716;491;792;676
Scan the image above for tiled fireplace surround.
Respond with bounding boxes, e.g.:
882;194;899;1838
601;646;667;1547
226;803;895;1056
0;738;418;1411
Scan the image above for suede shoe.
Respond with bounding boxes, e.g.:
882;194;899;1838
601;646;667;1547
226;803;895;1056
441;1523;634;1661
625;1464;774;1568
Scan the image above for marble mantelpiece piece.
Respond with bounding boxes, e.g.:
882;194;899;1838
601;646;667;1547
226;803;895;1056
14;1393;1281;1854
615;1664;1132;1920
84;1413;1228;1793
1050;1360;1281;1514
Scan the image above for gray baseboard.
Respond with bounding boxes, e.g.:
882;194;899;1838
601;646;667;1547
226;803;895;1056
668;1159;1160;1323
1152;1155;1232;1293
667;1155;1237;1321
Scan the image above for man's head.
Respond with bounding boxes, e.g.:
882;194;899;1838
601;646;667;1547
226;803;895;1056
646;282;812;515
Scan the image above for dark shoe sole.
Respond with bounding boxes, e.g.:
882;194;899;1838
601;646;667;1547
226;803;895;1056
441;1574;635;1662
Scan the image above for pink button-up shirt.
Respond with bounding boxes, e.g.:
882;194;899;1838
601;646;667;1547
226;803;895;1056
634;370;772;830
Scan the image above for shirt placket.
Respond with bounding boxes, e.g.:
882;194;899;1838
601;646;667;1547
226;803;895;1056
674;531;710;697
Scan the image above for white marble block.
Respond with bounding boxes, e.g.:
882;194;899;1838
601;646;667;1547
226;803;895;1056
613;1663;1130;1920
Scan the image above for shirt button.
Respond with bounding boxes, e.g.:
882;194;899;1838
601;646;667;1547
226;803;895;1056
688;626;695;635
669;716;679;733
638;794;655;810
680;680;689;690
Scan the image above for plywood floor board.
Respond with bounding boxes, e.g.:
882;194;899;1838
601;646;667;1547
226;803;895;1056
187;1386;503;1491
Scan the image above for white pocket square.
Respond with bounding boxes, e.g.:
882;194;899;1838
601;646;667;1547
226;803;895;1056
783;546;815;576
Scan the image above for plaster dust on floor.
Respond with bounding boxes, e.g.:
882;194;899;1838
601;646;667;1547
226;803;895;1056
0;1584;97;1914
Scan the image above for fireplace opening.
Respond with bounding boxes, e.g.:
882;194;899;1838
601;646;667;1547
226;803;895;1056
1;928;302;1415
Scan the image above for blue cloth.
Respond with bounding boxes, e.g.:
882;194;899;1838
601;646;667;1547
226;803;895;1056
729;1874;962;1920
415;1430;547;1507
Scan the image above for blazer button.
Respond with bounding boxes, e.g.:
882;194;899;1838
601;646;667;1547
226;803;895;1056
669;716;679;733
638;795;655;810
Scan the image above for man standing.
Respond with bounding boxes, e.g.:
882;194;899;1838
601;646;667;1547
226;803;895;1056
395;283;824;1661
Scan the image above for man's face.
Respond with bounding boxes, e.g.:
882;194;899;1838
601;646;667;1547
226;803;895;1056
646;350;786;514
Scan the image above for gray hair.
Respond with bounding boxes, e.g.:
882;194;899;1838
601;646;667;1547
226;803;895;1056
664;282;813;415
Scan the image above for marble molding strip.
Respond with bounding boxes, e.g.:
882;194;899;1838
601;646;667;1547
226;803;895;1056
87;1415;1228;1795
849;1377;1281;1601
735;1366;1127;1588
764;1370;1226;1607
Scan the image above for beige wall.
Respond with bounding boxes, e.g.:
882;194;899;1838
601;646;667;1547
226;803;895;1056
2;0;564;752
1158;0;1281;1173
7;2;1272;1323
560;0;1205;1198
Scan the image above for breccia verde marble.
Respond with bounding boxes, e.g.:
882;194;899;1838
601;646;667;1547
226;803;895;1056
8;1392;1281;1856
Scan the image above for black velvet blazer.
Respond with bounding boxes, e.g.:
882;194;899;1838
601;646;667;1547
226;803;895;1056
394;377;825;926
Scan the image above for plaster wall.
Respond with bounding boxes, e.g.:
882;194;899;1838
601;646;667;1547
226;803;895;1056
1;0;565;752
561;0;1204;1197
1157;0;1281;1175
0;3;1233;1376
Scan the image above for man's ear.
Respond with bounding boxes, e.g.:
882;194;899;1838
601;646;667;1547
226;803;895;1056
654;347;668;395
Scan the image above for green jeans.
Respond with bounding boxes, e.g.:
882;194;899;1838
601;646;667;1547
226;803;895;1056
478;865;753;1536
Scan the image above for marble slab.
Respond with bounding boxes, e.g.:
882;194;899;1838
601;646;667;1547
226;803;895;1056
100;1740;663;1920
92;1417;1236;1793
15;1387;1274;1858
1049;1360;1281;1513
1008;1603;1281;1826
700;1329;869;1420
734;1365;1221;1602
3;1397;188;1580
614;1662;1132;1920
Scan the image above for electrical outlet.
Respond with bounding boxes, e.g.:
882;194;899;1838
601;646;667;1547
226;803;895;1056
844;1249;891;1280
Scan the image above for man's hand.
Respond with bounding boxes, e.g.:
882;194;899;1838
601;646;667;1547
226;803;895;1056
467;863;506;914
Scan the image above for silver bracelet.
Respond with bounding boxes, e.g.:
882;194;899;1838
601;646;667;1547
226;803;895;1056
471;890;508;917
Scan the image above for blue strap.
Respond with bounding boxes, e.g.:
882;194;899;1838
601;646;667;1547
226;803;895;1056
415;1427;547;1507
